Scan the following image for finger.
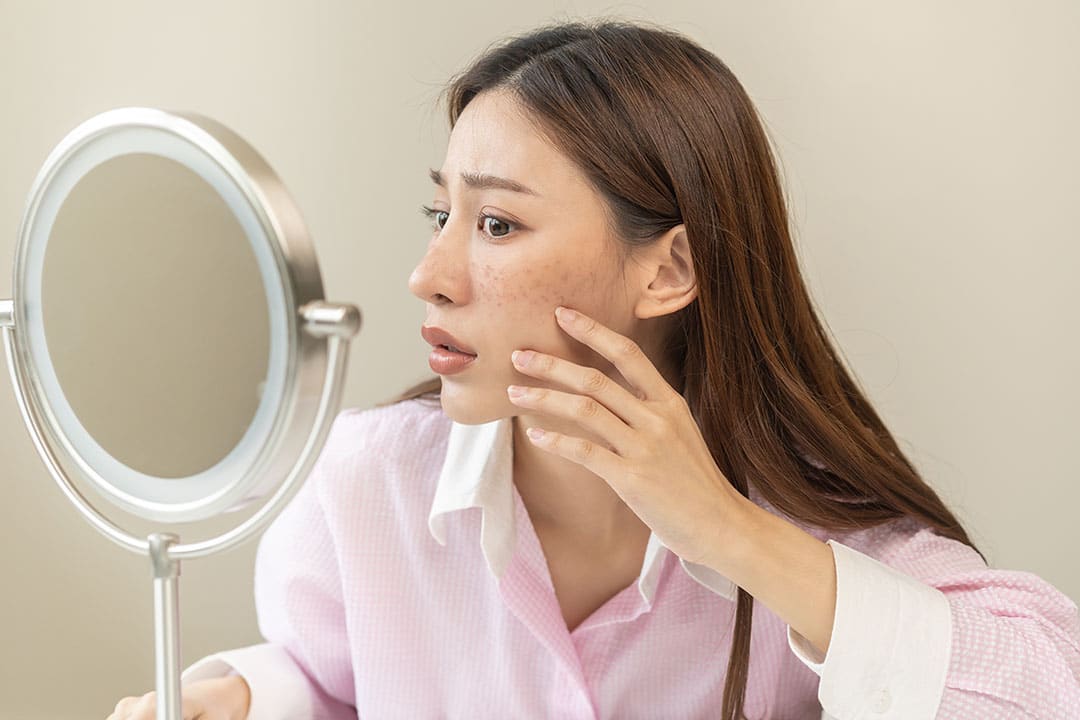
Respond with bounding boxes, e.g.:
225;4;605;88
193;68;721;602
555;307;676;402
507;386;635;455
131;692;157;718
511;348;652;428
524;426;626;491
131;687;204;720
112;696;139;717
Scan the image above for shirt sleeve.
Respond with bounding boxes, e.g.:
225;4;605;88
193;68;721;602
181;642;351;719
179;418;358;720
786;517;1080;719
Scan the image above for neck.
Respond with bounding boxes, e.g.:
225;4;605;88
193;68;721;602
511;413;648;547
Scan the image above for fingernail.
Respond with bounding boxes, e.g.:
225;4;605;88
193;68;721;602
556;306;577;323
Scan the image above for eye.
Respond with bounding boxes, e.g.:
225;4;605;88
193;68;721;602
419;205;448;231
480;213;514;239
419;205;518;240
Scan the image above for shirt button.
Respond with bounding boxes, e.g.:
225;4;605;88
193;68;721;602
870;687;892;713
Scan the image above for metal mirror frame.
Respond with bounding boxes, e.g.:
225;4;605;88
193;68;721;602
0;107;361;720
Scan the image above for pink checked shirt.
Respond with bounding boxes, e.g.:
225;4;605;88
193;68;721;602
181;397;1080;718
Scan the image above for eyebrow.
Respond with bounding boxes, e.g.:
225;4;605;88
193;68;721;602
429;168;540;197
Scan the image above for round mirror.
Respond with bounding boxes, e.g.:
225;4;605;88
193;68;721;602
4;107;360;525
37;148;282;519
0;106;361;719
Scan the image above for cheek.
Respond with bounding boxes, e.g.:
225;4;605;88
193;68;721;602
478;260;598;316
478;260;615;365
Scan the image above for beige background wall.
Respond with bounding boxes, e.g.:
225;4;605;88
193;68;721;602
1;1;1076;717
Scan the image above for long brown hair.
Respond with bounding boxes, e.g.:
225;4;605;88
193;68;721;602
381;18;983;719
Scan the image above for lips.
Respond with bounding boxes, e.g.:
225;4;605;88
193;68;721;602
421;325;477;355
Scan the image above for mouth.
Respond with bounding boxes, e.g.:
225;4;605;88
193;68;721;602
435;344;477;357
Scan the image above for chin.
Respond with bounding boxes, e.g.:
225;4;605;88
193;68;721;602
437;385;510;426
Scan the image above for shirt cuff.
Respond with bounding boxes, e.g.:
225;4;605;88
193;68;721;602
786;539;953;719
181;642;314;720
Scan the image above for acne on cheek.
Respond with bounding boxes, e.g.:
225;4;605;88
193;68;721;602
477;261;559;309
478;261;603;332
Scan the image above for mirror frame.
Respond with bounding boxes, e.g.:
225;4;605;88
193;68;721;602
2;107;356;532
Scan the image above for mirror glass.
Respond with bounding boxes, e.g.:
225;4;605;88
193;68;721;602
42;152;269;480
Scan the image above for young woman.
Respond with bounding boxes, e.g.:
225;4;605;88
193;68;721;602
109;18;1080;720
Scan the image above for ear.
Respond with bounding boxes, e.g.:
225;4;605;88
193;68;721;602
632;224;697;320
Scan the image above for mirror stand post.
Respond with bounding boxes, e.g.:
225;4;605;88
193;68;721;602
148;533;182;720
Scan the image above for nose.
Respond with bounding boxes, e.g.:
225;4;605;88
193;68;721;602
407;260;434;302
408;250;454;304
408;221;470;304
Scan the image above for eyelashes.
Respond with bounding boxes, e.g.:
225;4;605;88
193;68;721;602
418;204;446;231
419;204;517;239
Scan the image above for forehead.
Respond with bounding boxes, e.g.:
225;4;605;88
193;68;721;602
440;90;590;201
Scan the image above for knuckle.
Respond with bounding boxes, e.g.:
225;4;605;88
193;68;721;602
573;438;594;461
666;390;688;411
639;416;665;444
617;337;641;359
576;396;600;418
132;692;156;712
582;369;607;394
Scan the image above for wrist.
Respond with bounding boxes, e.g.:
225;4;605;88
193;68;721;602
703;487;761;575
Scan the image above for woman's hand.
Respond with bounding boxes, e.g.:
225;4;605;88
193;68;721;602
105;675;251;720
507;305;750;567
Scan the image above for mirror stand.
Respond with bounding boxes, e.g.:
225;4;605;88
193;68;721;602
149;532;182;719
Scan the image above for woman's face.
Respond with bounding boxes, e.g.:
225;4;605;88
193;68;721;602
408;89;661;425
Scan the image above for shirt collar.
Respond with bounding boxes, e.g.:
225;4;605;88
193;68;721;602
427;415;737;604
